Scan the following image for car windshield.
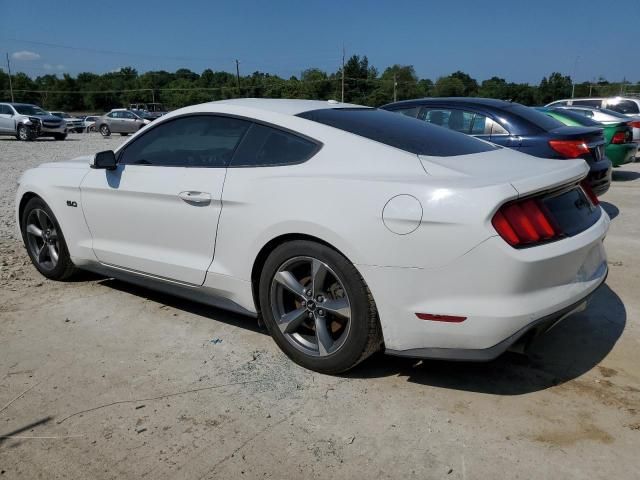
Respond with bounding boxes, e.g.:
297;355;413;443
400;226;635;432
297;108;499;157
14;105;48;115
132;110;147;117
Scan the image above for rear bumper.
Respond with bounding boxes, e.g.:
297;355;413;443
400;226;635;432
359;209;609;359
587;158;612;195
607;143;638;167
386;275;605;361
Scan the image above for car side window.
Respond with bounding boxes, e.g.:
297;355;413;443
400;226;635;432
0;105;10;115
119;115;251;167
393;106;421;118
420;108;474;134
572;99;603;108
230;123;319;167
122;111;135;119
606;100;639;115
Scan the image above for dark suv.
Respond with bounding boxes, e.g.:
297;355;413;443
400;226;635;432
382;98;612;196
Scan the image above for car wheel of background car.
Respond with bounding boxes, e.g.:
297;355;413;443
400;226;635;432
16;124;35;141
259;240;382;374
100;125;111;137
20;197;77;280
54;133;67;141
120;133;128;136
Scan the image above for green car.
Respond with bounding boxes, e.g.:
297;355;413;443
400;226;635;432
537;107;638;167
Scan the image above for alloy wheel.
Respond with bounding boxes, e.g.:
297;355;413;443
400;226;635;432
25;208;59;271
270;256;352;357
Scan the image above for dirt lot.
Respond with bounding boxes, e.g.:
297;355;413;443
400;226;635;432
1;134;639;479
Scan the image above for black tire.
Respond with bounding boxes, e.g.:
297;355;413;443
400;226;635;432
100;124;111;137
120;133;129;136
17;124;35;141
259;240;382;374
20;197;76;280
54;133;67;141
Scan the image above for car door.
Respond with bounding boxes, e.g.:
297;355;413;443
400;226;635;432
121;111;139;132
0;104;15;133
80;114;251;285
105;112;119;132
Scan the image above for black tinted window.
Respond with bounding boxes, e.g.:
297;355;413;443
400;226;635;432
231;123;319;167
606;99;639;114
297;108;498;157
119;115;250;167
573;99;603;108
503;104;564;131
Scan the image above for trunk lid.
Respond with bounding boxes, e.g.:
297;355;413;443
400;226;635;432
419;147;589;197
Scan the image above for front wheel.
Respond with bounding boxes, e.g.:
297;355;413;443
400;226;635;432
17;124;35;141
259;240;382;374
100;125;111;137
54;133;67;141
21;197;76;280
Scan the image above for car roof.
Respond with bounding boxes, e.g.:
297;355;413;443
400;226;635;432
210;98;364;116
383;97;515;109
3;102;37;107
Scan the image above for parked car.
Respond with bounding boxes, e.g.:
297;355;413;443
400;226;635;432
129;102;167;119
537;107;637;167
96;109;151;136
382;98;612;196
546;96;640;116
547;105;640;152
16;99;609;373
49;111;85;133
0;102;67;141
83;115;100;132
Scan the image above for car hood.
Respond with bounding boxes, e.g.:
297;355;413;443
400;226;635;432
32;114;65;122
419;146;589;197
39;155;92;169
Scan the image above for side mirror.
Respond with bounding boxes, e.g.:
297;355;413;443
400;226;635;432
91;150;117;170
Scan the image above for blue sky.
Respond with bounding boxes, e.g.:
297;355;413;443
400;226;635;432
1;0;638;83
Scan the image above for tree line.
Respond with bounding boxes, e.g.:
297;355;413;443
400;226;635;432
0;54;637;113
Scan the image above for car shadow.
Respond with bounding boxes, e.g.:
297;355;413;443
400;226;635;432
345;284;625;395
600;201;619;220
97;278;265;334
612;169;640;181
94;277;624;396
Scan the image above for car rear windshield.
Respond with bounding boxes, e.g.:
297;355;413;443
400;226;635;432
296;108;499;157
503;104;565;131
549;109;601;127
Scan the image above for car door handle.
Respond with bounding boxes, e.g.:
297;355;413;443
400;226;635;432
178;191;212;205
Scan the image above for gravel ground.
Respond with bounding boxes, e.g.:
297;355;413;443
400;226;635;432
1;135;639;479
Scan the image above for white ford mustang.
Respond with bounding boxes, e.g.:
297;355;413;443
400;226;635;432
15;99;609;373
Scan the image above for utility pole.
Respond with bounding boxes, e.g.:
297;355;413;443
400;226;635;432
341;46;345;103
393;73;397;102
571;55;579;99
6;53;15;102
235;59;241;94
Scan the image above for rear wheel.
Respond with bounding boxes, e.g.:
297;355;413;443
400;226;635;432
54;133;67;141
259;240;382;374
120;133;128;136
100;124;111;137
21;197;76;280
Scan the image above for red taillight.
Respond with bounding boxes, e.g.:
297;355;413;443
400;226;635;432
548;139;590;158
492;198;562;247
611;132;627;144
629;121;640;129
580;180;600;206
